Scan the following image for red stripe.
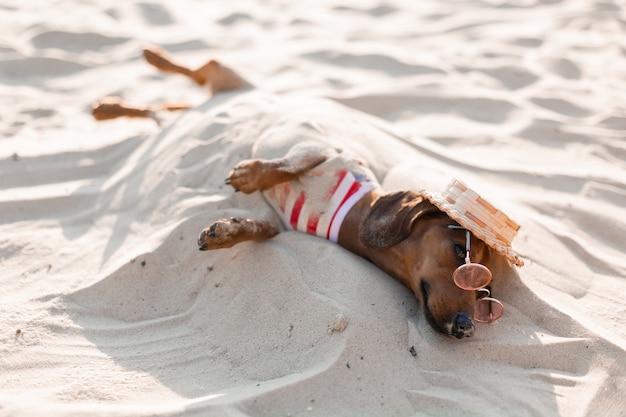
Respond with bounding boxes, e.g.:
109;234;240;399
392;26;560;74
290;191;306;229
307;215;320;234
327;169;348;197
326;181;361;239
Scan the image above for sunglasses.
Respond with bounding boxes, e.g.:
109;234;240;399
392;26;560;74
448;225;504;323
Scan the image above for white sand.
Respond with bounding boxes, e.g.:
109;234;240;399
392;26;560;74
1;0;625;416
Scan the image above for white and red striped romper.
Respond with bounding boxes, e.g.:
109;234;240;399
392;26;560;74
263;153;380;242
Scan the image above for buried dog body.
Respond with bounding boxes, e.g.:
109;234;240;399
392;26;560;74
93;49;524;339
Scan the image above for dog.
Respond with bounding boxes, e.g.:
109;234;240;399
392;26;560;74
93;48;523;339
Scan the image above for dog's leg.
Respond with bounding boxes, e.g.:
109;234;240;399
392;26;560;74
91;98;157;122
143;47;250;95
198;217;278;250
92;48;249;123
198;143;334;250
227;142;335;193
91;97;191;125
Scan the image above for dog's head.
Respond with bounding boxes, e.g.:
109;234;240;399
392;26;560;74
359;191;495;339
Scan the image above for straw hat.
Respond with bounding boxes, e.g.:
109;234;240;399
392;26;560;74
420;179;524;267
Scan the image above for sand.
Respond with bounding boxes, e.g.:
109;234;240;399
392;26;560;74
1;0;625;416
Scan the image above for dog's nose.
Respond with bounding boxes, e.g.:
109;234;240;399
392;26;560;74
451;312;475;339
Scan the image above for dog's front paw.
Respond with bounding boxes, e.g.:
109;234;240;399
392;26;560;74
197;217;279;251
198;217;246;250
225;159;270;193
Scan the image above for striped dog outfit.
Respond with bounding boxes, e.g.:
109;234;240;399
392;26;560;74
263;153;380;242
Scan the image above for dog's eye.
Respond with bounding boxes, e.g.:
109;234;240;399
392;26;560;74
454;244;465;260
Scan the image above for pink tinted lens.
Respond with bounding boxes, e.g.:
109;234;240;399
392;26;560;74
453;263;492;290
474;298;504;323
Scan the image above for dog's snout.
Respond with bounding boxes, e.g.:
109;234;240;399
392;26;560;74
451;312;475;339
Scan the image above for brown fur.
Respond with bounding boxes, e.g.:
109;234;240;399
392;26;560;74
197;153;493;339
94;48;498;339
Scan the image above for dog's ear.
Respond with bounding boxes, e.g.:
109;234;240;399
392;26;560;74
359;191;438;249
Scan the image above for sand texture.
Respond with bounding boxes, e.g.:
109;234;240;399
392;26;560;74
1;0;625;416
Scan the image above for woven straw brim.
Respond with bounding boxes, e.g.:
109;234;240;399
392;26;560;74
420;179;524;267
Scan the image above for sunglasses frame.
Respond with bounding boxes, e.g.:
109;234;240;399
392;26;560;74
447;225;504;323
